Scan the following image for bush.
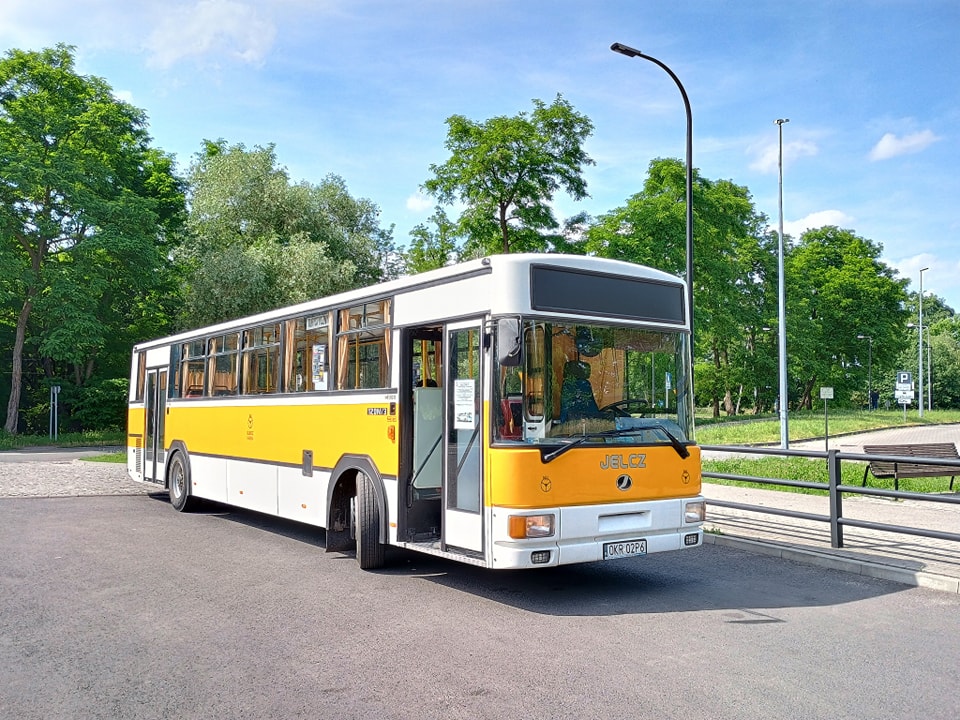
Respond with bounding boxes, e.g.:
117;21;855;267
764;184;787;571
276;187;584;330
72;378;129;431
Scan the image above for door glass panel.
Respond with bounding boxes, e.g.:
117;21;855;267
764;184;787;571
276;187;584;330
447;327;481;513
145;373;156;468
156;371;167;465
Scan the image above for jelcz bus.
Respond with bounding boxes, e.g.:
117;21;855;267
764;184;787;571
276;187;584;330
127;254;704;569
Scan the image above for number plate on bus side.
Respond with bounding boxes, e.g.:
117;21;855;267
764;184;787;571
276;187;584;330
603;539;647;559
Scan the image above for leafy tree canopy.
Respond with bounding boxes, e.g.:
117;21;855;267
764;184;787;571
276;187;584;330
180;140;400;326
786;226;909;408
423;94;594;256
0;44;184;433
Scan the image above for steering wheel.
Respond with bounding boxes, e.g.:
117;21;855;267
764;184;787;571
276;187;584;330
599;399;650;418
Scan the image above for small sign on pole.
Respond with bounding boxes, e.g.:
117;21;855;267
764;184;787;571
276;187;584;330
820;387;834;451
895;370;914;420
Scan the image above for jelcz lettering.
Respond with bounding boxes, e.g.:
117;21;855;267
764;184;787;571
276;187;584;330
600;453;646;470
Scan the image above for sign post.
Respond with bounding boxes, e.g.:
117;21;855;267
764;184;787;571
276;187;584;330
895;371;914;421
820;386;834;451
48;385;61;440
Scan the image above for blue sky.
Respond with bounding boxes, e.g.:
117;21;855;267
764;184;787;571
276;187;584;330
3;0;958;312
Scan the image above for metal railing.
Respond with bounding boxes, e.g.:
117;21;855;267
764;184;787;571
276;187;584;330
699;445;960;548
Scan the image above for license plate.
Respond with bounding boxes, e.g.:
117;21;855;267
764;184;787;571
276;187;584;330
603;539;647;559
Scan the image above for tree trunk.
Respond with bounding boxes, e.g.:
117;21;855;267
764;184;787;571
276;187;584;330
801;378;816;410
721;348;735;415
499;203;511;254
4;297;33;434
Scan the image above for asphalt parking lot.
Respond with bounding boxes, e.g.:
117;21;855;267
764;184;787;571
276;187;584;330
2;457;960;720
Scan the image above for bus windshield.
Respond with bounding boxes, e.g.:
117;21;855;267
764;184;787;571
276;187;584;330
494;320;694;445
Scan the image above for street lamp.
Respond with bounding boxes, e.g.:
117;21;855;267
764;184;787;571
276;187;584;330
610;42;694;340
919;267;929;417
775;118;790;448
857;334;873;409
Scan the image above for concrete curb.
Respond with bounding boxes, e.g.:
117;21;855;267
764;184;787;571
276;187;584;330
704;532;960;594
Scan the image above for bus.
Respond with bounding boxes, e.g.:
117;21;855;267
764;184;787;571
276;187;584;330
127;253;704;569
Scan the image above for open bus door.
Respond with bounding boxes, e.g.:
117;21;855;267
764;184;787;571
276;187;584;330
442;320;484;554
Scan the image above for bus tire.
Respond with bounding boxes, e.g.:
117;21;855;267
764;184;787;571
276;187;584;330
355;471;385;569
168;451;197;513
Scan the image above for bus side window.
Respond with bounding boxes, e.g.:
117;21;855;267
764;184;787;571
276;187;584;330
133;352;147;402
176;340;206;398
336;300;392;390
207;333;239;396
242;324;281;394
286;313;331;392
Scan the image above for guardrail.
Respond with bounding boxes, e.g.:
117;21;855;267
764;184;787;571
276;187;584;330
699;445;960;548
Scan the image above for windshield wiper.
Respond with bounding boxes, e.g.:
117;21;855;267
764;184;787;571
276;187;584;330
540;428;641;464
652;423;691;459
540;426;690;463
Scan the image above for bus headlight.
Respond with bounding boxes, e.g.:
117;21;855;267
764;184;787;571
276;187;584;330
509;514;555;539
684;501;705;523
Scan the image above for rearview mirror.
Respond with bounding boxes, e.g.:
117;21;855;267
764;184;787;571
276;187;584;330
497;318;522;366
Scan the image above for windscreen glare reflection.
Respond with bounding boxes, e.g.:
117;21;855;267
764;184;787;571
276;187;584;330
494;321;693;446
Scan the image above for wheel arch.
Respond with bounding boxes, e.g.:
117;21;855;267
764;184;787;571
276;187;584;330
325;454;388;551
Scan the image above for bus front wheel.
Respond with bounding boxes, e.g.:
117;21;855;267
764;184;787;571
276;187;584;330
355;472;385;569
168;451;197;512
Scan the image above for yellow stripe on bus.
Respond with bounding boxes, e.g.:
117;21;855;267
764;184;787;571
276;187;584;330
158;402;399;472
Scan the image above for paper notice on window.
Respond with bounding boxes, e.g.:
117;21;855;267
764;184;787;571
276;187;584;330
312;344;327;390
454;379;476;429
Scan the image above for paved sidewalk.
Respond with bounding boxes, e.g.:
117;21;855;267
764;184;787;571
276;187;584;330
703;425;960;594
0;450;153;498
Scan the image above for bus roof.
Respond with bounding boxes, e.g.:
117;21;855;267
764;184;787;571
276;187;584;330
134;254;685;351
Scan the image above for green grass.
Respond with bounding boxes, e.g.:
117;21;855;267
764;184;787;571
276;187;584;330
703;455;954;495
80;451;127;464
696;408;960;446
698;409;960;496
0;429;125;451
703;456;842;497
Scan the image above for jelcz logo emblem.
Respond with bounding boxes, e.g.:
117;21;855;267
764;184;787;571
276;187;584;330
616;474;633;491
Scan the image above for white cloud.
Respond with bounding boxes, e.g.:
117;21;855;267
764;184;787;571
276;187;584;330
868;130;940;161
144;0;277;69
779;210;854;238
749;138;819;174
405;193;433;213
113;89;135;104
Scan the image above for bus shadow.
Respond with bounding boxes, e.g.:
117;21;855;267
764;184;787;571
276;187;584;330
376;544;909;617
146;494;327;548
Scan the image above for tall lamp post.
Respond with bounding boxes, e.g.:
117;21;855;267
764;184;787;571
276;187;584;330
610;43;694;340
775;118;790;448
857;334;873;409
919;267;929;417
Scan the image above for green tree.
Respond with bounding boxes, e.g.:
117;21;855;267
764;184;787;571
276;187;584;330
896;299;959;409
181;141;399;326
786;226;909;409
405;207;461;273
586;158;772;417
0;45;185;433
928;323;960;409
423;95;594;256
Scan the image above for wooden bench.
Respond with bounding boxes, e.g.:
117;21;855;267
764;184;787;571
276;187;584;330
862;443;960;491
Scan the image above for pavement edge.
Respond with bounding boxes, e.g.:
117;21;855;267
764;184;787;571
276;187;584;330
703;532;960;595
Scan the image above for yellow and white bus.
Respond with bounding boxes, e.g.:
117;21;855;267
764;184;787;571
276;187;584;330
127;253;704;569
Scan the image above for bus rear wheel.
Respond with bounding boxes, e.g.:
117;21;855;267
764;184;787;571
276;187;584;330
168;451;197;512
355;472;385;569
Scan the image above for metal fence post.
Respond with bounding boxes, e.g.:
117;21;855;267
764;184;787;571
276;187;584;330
828;448;843;548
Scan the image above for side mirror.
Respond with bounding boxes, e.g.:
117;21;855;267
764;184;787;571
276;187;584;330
497;318;522;366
